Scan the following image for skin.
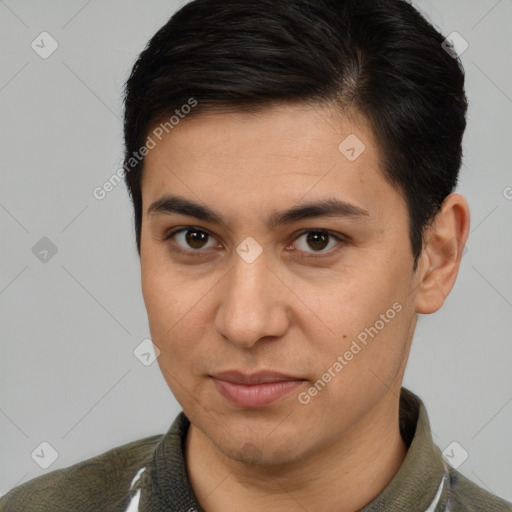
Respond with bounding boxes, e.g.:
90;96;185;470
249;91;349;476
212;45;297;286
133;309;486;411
139;103;470;512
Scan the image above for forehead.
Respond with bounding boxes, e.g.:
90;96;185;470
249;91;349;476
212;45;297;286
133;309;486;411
144;104;374;173
141;103;405;227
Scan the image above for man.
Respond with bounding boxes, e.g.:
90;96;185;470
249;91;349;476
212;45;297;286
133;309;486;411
1;0;510;510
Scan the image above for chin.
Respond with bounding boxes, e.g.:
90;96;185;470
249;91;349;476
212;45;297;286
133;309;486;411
212;429;305;467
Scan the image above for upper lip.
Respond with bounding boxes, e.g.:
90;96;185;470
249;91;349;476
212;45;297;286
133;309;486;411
211;370;304;385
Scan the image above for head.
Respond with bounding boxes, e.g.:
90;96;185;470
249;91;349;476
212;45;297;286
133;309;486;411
122;0;470;465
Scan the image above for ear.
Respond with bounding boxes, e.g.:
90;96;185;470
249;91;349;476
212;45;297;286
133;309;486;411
414;193;470;314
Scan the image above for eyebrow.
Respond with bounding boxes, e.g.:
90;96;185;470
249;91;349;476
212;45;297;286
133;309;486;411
147;194;369;230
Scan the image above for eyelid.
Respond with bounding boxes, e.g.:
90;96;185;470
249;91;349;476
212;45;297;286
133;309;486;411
163;226;347;257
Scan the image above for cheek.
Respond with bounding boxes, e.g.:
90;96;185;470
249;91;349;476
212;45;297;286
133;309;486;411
141;247;187;328
306;265;412;387
320;270;402;339
300;308;412;432
141;266;171;336
141;261;208;371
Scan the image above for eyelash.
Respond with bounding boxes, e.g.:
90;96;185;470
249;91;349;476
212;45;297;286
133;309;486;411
162;227;347;259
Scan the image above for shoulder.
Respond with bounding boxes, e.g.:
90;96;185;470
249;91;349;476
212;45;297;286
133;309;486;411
0;433;162;512
446;465;512;511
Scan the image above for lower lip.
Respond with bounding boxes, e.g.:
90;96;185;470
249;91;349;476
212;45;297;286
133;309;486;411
212;378;305;408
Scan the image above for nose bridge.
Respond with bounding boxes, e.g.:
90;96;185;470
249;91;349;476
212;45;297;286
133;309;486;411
232;249;269;304
215;245;287;346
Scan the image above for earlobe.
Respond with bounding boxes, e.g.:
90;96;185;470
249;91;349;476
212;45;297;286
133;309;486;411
414;193;470;314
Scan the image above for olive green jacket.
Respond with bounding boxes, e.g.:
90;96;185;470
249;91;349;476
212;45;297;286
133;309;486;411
1;388;510;511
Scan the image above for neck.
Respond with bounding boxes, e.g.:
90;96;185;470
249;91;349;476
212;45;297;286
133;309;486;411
185;392;407;512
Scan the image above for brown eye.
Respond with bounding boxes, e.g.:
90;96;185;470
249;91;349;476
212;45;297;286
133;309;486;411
184;230;209;249
165;228;216;252
292;230;344;254
305;232;330;251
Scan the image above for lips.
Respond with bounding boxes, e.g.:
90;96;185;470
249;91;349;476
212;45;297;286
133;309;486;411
211;370;302;384
210;370;306;408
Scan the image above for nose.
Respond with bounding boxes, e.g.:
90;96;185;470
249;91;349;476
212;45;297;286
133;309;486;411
214;250;290;349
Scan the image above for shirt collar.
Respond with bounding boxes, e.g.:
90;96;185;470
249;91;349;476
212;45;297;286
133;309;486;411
359;387;447;511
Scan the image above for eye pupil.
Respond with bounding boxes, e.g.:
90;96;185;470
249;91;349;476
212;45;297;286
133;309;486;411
186;230;208;249
307;232;329;251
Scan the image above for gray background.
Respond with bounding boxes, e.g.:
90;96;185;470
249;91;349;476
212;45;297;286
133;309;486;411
1;0;511;501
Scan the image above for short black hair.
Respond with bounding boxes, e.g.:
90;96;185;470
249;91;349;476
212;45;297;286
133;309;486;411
122;0;467;269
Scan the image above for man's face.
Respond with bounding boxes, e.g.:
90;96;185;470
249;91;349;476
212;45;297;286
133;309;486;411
140;104;421;464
